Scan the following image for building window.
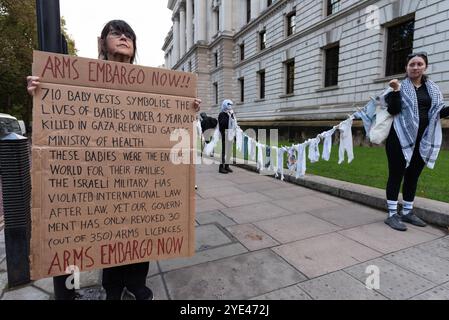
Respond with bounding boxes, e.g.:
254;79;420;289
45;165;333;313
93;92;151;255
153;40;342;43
285;60;295;94
240;43;245;61
216;9;220;32
386;19;415;76
327;0;342;16
213;82;218;105
246;0;251;23
259;70;266;99
259;30;267;50
324;44;339;87
267;0;273;7
239;78;245;102
214;52;218;68
286;12;296;37
188;61;192;72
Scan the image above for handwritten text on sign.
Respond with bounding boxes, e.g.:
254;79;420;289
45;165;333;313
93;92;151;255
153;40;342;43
30;51;196;280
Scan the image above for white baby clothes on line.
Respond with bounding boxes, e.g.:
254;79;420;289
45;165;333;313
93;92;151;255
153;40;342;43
338;118;354;164
322;128;336;161
249;138;256;161
203;126;220;156
236;128;243;153
295;143;307;178
308;137;321;163
257;143;265;171
277;147;285;180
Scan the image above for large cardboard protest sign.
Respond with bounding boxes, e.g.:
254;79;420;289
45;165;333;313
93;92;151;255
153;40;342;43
30;51;197;280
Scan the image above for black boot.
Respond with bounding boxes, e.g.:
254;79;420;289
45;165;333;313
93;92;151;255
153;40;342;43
224;164;233;173
219;164;228;174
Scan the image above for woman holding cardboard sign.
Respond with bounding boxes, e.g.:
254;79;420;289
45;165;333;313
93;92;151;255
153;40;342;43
383;52;449;232
28;20;201;300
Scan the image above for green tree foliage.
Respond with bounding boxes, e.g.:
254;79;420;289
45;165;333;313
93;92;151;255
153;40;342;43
0;0;77;129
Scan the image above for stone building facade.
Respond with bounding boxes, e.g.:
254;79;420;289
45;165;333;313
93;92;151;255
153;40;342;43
163;0;449;145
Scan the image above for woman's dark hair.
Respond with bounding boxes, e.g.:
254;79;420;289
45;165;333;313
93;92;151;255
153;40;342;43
406;52;428;82
99;20;137;64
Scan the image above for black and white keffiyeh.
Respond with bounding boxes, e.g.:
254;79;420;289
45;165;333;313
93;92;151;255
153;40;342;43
394;78;446;169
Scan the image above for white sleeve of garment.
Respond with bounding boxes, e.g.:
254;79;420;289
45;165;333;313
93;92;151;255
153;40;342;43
338;119;354;164
322;129;336;161
277;148;285;180
236;129;243;153
203;126;220;156
295;144;307;178
250;139;256;161
257;143;265;171
308;137;321;163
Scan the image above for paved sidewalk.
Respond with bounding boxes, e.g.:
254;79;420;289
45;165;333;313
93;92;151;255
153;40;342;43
1;164;449;300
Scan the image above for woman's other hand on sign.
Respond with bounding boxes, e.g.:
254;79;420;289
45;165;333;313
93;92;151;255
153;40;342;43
26;76;41;96
193;98;202;112
389;79;401;92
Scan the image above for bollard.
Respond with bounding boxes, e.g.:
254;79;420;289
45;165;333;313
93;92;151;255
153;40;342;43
0;132;31;287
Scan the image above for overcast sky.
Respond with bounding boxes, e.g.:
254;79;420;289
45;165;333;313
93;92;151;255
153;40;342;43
60;0;172;67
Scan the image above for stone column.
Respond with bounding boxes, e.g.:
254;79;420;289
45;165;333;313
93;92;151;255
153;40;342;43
194;0;206;43
186;0;193;50
173;15;180;63
222;0;232;32
179;5;186;57
251;0;260;19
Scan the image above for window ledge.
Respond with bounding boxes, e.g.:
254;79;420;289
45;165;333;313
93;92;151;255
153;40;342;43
316;85;339;92
254;98;266;102
279;93;295;98
373;74;406;83
236;102;244;106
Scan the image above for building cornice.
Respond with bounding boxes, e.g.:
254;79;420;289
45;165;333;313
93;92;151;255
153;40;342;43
234;0;378;69
234;0;289;39
172;43;209;69
162;28;174;51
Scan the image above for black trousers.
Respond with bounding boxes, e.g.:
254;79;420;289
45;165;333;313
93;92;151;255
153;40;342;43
102;262;149;295
385;128;426;202
220;132;233;165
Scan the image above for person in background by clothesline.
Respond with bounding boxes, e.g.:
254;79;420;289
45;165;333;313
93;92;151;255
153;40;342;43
218;99;237;174
383;52;449;231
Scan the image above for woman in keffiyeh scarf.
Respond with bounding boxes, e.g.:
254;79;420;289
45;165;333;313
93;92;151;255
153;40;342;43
384;52;449;232
218;99;237;173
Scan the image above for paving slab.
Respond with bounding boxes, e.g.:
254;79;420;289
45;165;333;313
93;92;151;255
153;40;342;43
235;181;290;193
273;233;382;278
196;211;237;227
218;192;272;208
195;224;233;251
196;186;244;199
221;202;293;224
410;284;449;300
0;272;7;297
307;204;385;228
79;269;101;288
338;222;439;254
250;285;311;300
196;198;227;213
344;258;436;300
414;236;449;261
33;277;54;295
226;224;280;251
298;271;386;300
273;195;342;214
255;213;341;243
159;243;248;272
260;186;319;200
384;247;449;284
164;250;307;300
1;286;49;300
146;275;169;300
0;257;5;272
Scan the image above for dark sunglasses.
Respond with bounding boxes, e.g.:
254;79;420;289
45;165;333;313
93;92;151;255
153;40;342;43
407;51;428;59
108;30;135;41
